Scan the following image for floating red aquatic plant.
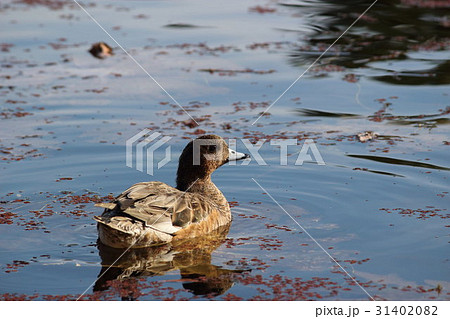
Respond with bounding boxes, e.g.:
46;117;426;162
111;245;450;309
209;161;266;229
400;0;450;8
249;6;277;14
379;207;448;220
4;260;30;273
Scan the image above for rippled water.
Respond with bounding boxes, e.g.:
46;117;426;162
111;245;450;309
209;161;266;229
1;0;449;300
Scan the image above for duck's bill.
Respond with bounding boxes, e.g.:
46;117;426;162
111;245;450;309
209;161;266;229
228;148;250;161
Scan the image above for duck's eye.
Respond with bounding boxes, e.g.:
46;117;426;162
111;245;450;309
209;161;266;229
208;145;217;153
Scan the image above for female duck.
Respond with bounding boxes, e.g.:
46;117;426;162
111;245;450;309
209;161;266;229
95;134;249;248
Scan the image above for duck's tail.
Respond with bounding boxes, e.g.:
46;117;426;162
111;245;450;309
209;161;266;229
94;215;173;248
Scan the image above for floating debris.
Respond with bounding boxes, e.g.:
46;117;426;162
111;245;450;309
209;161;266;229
88;42;113;59
357;131;378;143
297;109;360;118
199;68;275;76
164;23;202;28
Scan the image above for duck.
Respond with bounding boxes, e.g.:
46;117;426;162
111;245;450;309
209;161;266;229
94;134;249;248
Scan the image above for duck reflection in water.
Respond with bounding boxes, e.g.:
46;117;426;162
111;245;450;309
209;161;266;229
94;224;247;299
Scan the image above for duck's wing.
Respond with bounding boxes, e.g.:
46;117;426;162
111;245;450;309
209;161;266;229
95;181;217;235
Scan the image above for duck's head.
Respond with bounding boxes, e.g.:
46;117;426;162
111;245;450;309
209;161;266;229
176;135;249;190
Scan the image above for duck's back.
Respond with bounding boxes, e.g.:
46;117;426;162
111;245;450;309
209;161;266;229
95;181;231;248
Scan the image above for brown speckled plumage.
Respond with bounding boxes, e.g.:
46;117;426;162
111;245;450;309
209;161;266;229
95;135;249;248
